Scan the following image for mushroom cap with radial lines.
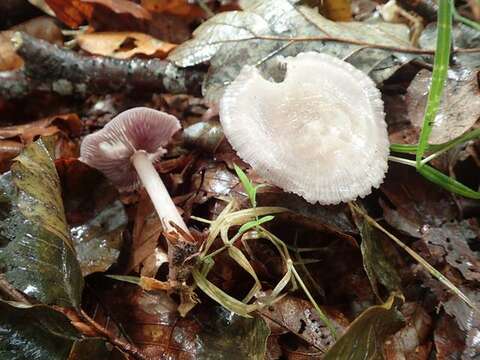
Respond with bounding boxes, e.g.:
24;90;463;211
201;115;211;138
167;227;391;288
80;107;181;192
219;52;389;205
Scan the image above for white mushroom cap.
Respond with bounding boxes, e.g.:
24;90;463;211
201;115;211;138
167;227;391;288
219;52;389;205
80;107;181;191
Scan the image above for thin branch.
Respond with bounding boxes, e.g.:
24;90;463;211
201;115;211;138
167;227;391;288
2;32;204;99
79;309;150;360
254;34;480;55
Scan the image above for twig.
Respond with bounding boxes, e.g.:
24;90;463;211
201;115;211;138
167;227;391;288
3;32;204;99
79;309;150;360
254;35;480;55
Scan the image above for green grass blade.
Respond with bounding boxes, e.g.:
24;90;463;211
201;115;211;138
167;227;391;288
417;165;480;199
416;0;452;167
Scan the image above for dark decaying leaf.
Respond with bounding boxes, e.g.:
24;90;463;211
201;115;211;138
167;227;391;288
323;295;405;360
422;220;480;282
196;306;270;360
443;288;480;359
0;300;82;360
434;313;466;359
407;67;480;144
259;295;349;353
380;163;458;238
71;200;126;276
0;139;83;308
169;0;412;102
357;218;402;300
383;303;432;359
84;283;269;359
55;159;127;276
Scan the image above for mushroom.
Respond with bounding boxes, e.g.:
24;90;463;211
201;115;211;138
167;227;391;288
219;52;389;205
80;107;189;235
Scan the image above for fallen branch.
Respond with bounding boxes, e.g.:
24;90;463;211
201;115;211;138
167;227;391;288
2;32;204;99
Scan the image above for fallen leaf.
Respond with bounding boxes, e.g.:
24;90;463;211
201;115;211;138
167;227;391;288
0;139;84;307
44;0;93;27
141;0;205;18
321;0;353;21
443;288;480;359
434;313;466;359
71;200;126;276
169;0;412;102
196;306;270;360
380;163;458;238
127;190;165;276
407;67;480;144
357;217;402;300
260;295;349;353
0;113;82;144
45;0;150;28
384;303;432;360
323;295;405;360
77;31;176;59
84;0;151;19
420;23;480;69
0;31;24;71
422;220;480;282
0;300;85;360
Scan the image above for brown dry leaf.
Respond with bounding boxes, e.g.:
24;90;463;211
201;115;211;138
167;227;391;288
407;67;480;144
0;31;23;71
77;32;176;59
44;0;93;27
12;16;63;45
322;0;353;21
0;140;24;172
0;113;82;143
126;190;165;276
84;0;151;19
45;0;150;28
141;0;205;18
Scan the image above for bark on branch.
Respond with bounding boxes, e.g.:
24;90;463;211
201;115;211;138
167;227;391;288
0;32;204;99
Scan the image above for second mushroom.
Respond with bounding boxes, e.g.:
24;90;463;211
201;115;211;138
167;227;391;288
80;107;190;238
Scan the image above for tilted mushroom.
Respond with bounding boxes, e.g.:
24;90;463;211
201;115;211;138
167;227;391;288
80;107;189;235
219;52;389;205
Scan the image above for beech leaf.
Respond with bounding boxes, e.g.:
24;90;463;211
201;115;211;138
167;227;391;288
0;139;83;308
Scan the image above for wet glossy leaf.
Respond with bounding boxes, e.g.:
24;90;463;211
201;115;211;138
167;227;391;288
196;306;270;360
71;200;126;276
323;295;405;360
0;139;83;308
169;0;411;102
0;300;82;360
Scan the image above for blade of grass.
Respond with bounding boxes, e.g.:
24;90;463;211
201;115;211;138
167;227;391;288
350;203;478;311
416;0;452;167
389;156;480;199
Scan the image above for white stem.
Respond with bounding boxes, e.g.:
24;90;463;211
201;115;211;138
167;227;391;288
131;151;189;235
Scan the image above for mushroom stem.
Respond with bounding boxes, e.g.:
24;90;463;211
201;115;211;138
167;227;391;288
131;150;189;234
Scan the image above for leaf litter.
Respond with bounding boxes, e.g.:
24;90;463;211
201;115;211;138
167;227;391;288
0;0;480;359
